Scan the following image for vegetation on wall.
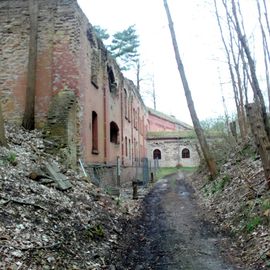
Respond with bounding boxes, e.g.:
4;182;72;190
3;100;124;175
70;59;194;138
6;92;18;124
93;24;140;71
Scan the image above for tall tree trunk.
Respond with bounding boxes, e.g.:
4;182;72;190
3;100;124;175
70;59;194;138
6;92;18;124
152;75;157;110
257;0;270;111
231;0;270;139
215;0;247;140
163;0;217;177
263;0;270;38
22;0;38;130
0;102;8;147
218;68;230;135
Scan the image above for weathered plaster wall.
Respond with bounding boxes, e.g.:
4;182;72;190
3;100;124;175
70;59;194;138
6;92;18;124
147;138;200;168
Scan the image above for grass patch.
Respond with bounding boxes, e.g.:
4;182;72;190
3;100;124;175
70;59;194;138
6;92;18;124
156;166;197;179
204;174;231;196
179;166;198;172
246;216;262;232
156;167;179;179
85;224;105;240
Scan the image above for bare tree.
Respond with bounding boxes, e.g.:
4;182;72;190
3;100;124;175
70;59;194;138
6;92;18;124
217;68;230;135
263;0;270;38
257;0;270;111
141;73;157;110
230;0;270;139
163;0;217;177
22;0;38;130
214;0;248;140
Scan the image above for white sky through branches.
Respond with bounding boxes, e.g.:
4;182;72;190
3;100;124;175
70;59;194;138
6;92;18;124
77;0;265;125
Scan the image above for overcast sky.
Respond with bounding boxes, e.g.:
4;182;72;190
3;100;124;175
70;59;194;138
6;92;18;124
77;0;264;125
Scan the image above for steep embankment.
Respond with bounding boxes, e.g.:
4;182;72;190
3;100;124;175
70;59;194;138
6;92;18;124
192;142;270;269
0;124;139;269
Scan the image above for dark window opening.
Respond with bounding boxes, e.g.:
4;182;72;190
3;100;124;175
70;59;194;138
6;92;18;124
107;66;117;92
110;121;119;144
153;149;161;160
182;148;190;159
92;111;98;154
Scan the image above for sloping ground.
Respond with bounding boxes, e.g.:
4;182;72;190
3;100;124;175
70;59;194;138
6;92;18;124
191;143;270;269
0;124;140;269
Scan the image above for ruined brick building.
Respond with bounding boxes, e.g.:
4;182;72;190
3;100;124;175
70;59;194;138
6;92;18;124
0;0;197;185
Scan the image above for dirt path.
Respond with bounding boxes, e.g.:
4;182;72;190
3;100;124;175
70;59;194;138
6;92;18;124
110;172;247;270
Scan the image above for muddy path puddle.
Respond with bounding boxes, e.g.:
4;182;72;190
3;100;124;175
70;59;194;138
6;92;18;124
109;172;247;270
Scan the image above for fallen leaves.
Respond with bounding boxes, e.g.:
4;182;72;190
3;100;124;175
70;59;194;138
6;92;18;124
192;141;270;269
0;124;143;269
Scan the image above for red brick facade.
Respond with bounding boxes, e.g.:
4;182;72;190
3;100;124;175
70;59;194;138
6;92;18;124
0;0;192;183
147;108;192;132
0;0;149;169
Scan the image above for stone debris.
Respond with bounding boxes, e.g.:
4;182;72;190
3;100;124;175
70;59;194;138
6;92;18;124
0;124;143;270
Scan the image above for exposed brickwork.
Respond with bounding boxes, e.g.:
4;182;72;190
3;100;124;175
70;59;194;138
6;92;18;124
0;0;195;184
44;89;77;167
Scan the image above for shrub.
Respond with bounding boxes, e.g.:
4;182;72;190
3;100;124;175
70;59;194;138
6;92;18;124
246;216;262;232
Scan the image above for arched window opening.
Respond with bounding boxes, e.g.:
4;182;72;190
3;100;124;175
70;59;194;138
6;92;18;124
107;66;117;92
110;121;119;144
92;111;98;154
182;148;190;159
153;149;161;160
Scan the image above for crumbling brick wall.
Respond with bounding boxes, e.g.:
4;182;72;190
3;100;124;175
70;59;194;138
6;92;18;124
44;89;77;168
0;0;182;185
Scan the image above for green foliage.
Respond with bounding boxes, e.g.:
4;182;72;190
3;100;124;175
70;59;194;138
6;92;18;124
246;216;262;232
1;151;18;166
240;144;257;160
91;25;140;71
200;115;229;136
85;224;105;240
108;25;140;70
93;25;110;41
156;166;197;180
156;167;179;179
204;174;231;195
105;186;113;195
261;199;270;211
180;167;198;172
147;130;196;139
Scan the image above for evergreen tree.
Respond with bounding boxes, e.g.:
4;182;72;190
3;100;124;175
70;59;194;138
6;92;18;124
108;25;140;70
93;25;110;41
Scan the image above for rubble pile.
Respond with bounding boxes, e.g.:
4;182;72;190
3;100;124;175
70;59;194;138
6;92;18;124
0;124;140;270
192;143;270;269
